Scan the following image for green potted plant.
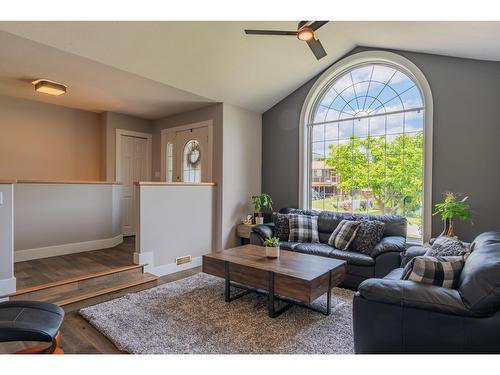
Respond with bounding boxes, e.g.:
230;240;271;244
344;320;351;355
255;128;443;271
263;237;280;258
251;193;273;225
433;192;472;238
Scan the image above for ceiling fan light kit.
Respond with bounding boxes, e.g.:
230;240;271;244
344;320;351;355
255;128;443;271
244;21;329;60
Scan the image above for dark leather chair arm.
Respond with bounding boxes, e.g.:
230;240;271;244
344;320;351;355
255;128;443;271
402;246;429;267
357;278;477;317
371;236;406;258
253;223;274;239
250;223;275;245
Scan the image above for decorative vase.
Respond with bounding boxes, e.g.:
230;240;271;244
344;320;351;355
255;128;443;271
266;246;280;258
255;215;264;225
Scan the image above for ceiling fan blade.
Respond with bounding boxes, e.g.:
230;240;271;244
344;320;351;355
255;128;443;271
244;29;297;36
309;21;329;31
306;38;327;60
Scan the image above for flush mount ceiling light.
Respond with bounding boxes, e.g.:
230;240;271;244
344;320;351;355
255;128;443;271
32;79;67;96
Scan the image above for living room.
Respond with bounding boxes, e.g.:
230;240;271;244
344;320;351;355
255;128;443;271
1;0;500;373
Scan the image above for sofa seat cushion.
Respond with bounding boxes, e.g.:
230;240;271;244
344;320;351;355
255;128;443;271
330;249;375;266
384;268;404;280
279;242;300;251
293;243;334;257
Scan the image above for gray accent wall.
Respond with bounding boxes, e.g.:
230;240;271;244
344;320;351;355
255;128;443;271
262;47;500;242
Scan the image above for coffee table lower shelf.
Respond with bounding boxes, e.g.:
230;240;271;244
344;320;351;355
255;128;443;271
223;261;333;318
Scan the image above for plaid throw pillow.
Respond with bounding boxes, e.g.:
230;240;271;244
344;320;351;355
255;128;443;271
401;255;466;289
272;212;290;241
328;220;361;250
288;214;319;243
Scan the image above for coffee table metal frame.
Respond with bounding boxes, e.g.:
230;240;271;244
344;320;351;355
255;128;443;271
223;261;333;318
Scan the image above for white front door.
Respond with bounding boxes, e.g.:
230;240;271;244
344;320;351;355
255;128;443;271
120;135;148;236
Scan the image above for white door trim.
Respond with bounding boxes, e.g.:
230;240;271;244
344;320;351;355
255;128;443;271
115;129;153;183
160;120;213;182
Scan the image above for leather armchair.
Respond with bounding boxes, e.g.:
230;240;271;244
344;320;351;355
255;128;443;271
353;232;500;353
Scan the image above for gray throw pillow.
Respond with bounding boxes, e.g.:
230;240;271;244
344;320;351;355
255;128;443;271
328;219;361;250
401;255;466;289
425;236;469;257
272;212;289;242
350;220;385;255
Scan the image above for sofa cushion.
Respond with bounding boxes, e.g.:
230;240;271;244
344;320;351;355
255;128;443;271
384;268;404;280
459;231;500;315
402;255;466;289
294;243;334;257
330;249;375;266
328;219;361;250
279;241;300;251
350;220;385;255
272;212;289;241
288;214;320;243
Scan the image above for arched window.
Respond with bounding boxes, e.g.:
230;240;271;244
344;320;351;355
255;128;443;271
301;51;433;242
183;140;202;183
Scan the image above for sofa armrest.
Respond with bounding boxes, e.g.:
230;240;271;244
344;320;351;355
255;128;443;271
371;236;406;258
357;278;476;316
401;246;429;267
250;223;275;245
253;223;274;239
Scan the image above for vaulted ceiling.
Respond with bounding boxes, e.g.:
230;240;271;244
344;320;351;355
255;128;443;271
1;21;500;115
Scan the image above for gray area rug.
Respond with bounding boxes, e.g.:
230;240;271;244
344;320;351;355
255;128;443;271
79;273;355;354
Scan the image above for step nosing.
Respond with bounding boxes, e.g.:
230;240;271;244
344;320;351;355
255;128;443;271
11;264;147;296
55;276;158;306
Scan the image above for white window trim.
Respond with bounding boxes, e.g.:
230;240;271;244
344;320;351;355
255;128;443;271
299;50;433;243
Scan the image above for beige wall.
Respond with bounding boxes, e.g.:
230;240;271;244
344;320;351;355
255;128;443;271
0;95;102;180
101;111;153;181
152;103;224;247
221;103;262;248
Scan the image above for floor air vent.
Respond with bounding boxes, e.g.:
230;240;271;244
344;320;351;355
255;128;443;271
175;255;192;266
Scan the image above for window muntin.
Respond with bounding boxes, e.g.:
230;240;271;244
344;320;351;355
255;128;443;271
308;63;424;241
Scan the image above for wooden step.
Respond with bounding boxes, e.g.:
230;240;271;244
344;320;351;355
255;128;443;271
10;264;145;297
54;273;158;306
8;264;159;308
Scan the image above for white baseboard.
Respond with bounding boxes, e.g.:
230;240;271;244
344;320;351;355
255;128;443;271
0;277;16;297
14;234;124;262
150;256;202;277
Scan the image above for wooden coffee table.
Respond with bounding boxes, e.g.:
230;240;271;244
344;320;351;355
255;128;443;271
202;245;346;318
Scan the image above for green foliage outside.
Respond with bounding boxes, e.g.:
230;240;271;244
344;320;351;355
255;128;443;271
323;132;423;216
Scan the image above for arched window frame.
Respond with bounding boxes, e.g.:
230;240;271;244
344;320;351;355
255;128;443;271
299;51;433;243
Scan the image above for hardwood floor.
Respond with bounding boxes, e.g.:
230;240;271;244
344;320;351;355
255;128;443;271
0;266;202;354
15;236;136;289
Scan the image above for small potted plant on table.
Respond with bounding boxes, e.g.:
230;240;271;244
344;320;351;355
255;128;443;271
433;192;472;238
251;193;273;225
263;237;281;258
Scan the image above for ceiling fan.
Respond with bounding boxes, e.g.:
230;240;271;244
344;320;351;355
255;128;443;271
244;21;329;60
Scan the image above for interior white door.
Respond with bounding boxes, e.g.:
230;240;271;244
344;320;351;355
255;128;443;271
173;127;210;182
120;135;148;236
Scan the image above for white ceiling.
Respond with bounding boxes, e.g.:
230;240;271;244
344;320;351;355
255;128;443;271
0;30;214;119
1;21;500;114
